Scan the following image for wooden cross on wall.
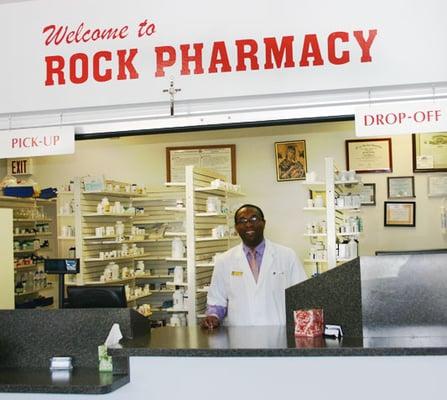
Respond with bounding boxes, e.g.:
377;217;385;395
162;78;181;116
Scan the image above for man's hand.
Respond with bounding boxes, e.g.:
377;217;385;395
200;315;220;330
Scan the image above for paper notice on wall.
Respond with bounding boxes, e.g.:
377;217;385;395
169;147;233;183
416;155;434;169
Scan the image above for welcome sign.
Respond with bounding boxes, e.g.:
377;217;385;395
42;24;377;84
1;0;447;115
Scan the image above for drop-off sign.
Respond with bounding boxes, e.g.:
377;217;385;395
355;101;447;137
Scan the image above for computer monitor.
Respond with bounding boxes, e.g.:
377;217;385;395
66;285;127;308
44;258;80;275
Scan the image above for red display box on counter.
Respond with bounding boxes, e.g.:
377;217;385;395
294;308;324;337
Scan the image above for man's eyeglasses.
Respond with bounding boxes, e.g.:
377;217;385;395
236;215;262;225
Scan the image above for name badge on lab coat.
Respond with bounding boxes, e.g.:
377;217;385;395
231;271;243;276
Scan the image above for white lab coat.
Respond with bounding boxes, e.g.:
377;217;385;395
207;239;307;326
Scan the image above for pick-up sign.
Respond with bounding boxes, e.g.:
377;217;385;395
0;126;74;158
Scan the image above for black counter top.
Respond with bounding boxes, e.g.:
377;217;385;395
0;308;150;394
0;368;129;394
110;325;447;357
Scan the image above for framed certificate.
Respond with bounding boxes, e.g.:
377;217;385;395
346;138;393;173
384;201;416;227
387;176;415;199
166;144;236;183
412;133;447;172
359;183;376;206
427;174;447;197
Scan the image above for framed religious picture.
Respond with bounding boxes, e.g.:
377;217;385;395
166;144;236;184
346;138;392;173
275;140;307;181
359;183;376;206
412;133;447;172
387;176;415;199
384;201;416;227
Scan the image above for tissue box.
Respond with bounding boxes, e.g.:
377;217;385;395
98;345;113;372
294;308;324;337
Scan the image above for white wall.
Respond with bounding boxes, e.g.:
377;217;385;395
27;121;446;275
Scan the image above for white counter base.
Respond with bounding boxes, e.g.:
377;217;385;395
1;355;445;399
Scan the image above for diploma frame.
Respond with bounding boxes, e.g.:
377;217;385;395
359;183;376;206
412;133;447;172
387;176;415;199
346;138;393;173
166;144;236;184
427;174;447;197
384;201;416;227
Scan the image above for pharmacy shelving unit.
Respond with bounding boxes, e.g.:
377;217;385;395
184;165;244;325
301;157;362;273
67;177;153;308
131;185;188;323
131;166;244;326
56;190;76;259
0;195;57;308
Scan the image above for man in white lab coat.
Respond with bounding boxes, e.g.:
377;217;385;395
201;204;307;328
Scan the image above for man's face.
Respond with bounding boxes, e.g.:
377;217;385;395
235;207;265;248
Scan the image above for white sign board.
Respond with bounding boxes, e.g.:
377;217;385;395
355;101;447;137
1;0;447;114
0;126;75;158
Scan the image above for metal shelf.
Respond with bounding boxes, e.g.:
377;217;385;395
127;292;153;302
164;207;186;212
166;281;188;287
195;212;226;217
83;213;134;217
15;284;53;297
84;254;146;262
135;275;172;279
79;277;135;285
82;190;147;198
194;186;245;197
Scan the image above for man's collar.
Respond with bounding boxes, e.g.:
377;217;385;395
242;239;266;255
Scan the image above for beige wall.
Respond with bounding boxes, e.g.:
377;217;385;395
0;209;14;309
27;121;446;275
0;159;6;178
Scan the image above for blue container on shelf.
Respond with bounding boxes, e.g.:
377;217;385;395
39;187;58;199
3;186;34;197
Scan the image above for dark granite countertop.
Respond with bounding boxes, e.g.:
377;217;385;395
0;368;129;394
109;325;447;357
0;309;147;394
